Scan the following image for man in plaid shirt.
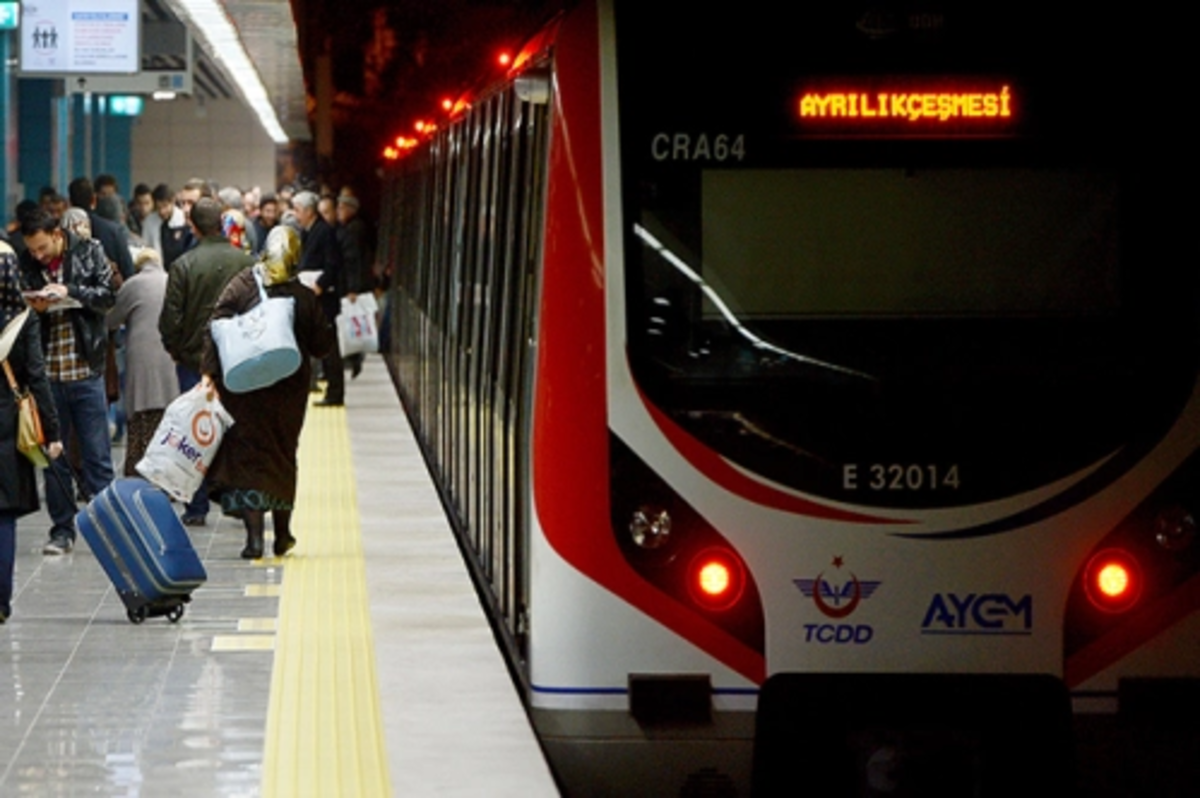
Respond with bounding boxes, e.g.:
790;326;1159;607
18;209;116;554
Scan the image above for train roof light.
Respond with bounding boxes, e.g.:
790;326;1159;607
1084;549;1142;613
688;548;745;611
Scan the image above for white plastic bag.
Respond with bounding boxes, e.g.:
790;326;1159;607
337;293;379;357
136;385;234;501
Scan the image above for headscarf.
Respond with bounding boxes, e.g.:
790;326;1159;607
221;209;250;253
260;225;302;287
61;207;92;240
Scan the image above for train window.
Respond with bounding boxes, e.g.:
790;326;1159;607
699;167;1119;318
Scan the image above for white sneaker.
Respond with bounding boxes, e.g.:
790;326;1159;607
42;537;74;555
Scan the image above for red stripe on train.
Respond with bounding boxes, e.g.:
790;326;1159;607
638;386;913;524
1064;571;1200;688
531;0;764;684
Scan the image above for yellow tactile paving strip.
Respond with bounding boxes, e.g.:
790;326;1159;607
261;399;393;797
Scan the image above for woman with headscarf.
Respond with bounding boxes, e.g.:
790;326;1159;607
201;226;334;559
0;241;63;622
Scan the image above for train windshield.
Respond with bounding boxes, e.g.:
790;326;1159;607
690;168;1118;318
616;5;1196;508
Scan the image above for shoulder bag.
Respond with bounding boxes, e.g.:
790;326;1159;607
3;358;48;468
210;269;302;393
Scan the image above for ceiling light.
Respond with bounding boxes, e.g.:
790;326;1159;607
167;0;289;143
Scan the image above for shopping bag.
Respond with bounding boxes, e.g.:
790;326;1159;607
337;293;379;357
210;270;301;393
136;385;233;501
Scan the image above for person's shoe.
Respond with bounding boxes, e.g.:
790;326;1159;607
241;534;265;560
42;537;74;555
314;398;344;407
273;532;297;558
350;357;363;379
181;514;207;527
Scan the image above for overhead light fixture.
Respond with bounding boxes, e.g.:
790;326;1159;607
167;0;289;143
152;91;179;102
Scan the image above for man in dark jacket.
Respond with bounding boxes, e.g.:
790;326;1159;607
158;197;254;524
68;177;135;280
18;209;116;554
336;194;374;379
293;190;345;406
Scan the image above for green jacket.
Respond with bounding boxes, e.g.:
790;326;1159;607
158;235;255;372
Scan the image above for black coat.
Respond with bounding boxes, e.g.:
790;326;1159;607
0;313;61;515
87;210;136;280
18;231;116;376
301;218;344;321
201;269;335;505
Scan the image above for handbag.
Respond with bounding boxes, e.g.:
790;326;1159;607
3;359;48;468
209;269;302;393
337;293;379;357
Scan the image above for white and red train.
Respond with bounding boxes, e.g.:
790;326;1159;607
378;2;1199;793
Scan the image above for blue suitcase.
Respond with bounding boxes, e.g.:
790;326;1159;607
75;478;208;624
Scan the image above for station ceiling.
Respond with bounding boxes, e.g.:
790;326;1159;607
148;0;310;141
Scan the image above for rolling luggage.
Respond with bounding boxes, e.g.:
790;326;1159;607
75;477;208;624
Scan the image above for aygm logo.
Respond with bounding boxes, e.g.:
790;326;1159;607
921;593;1033;636
794;556;881;645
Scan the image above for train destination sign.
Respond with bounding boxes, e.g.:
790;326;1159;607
796;79;1018;137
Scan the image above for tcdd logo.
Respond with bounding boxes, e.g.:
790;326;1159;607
921;593;1033;635
794;556;880;645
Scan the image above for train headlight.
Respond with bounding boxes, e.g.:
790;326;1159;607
1084;549;1142;613
629;506;671;549
1155;506;1196;552
688;548;745;611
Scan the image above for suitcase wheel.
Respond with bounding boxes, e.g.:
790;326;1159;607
166;604;185;623
127;606;148;624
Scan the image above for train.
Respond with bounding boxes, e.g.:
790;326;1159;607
376;1;1200;794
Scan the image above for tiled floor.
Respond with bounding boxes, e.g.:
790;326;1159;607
1;507;275;796
0;358;558;796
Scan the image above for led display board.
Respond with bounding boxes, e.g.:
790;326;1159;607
19;0;140;75
796;78;1019;138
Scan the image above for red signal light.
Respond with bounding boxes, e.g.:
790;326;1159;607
498;51;512;67
688;548;745;611
1084;549;1142;613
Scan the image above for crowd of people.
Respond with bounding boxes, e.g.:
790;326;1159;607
0;174;379;621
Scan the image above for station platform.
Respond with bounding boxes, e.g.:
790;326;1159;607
0;358;560;796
